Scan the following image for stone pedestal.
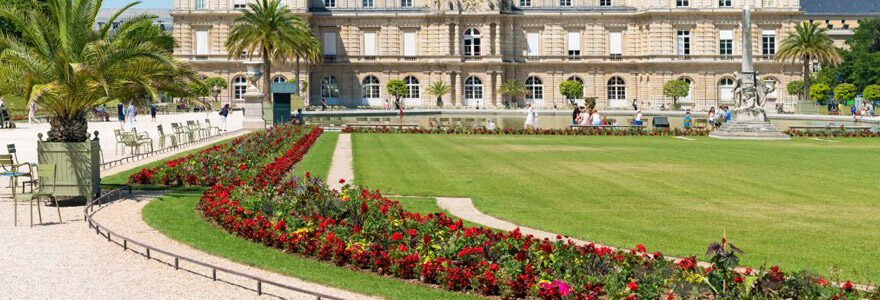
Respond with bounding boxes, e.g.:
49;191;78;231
242;85;266;131
709;108;790;140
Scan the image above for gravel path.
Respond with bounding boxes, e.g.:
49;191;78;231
327;133;353;191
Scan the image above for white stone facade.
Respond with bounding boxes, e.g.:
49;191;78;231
173;0;803;110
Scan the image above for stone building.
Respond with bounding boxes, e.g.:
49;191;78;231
172;0;805;110
800;0;880;49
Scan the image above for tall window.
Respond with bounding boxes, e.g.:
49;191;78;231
599;0;611;6
560;0;570;6
195;29;209;55
762;30;776;56
323;32;337;56
234;0;246;9
718;0;731;7
404;76;420;99
608;31;622;56
607;77;626;100
719;29;733;55
321;76;339;99
273;76;287;83
567;31;581;56
233;76;247;101
363;32;377;56
719;78;734;103
464;76;483;101
676;0;688;7
401;0;412;7
677;30;691;55
324;0;336;8
526;32;541;56
463;28;481;56
520;0;531;7
363;0;373;7
403;31;417;56
678;77;693;101
525;77;543;101
195;0;207;9
362;76;380;99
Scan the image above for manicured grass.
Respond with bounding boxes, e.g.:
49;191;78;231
142;193;482;300
352;134;880;283
292;132;339;179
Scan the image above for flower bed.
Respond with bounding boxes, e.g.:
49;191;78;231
341;126;711;137
785;128;879;138
128;125;323;186
196;138;877;299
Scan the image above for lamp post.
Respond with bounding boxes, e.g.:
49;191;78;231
242;61;266;130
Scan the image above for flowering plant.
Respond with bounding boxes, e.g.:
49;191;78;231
341;126;711;137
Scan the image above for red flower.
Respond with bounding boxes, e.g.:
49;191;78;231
627;281;639;291
636;244;646;253
407;229;417;236
842;281;853;292
338;178;345;184
390;232;403;241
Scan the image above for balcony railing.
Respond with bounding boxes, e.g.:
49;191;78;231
175;53;788;64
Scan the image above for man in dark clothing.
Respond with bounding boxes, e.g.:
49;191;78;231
321;98;328;111
116;102;125;130
571;105;580;125
295;108;304;125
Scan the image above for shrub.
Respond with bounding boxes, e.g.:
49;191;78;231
809;83;831;102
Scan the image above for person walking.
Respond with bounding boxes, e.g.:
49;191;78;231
683;111;692;129
219;104;230;131
571;105;580;125
117;102;125;130
523;103;537;130
127;101;137;129
708;107;715;129
634;110;643;126
632;99;639;111
321;97;328;111
384;99;390;110
150;103;157;122
27;101;38;124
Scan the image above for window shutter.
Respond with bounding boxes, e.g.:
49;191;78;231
196;30;208;55
609;31;622;55
567;31;581;51
363;32;376;56
720;30;733;40
403;32;417;56
526;32;540;56
323;32;337;55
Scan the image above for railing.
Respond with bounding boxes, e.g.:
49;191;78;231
101;129;244;171
83;186;347;299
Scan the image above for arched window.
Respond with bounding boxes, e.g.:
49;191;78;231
719;77;734;103
464;76;483;105
232;76;247;101
463;28;481;57
567;76;584;99
362;76;380;99
321;76;339;99
607;76;626;100
273;76;287;83
678;77;693;101
404;76;419;99
525;76;543;102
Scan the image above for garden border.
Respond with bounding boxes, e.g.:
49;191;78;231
101;129;245;170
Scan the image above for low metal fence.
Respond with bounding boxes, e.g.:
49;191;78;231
101;129;244;170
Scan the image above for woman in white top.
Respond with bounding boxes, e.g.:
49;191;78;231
523;103;536;130
578;107;590;125
591;110;602;126
127;101;137;129
707;107;716;129
634;110;643;126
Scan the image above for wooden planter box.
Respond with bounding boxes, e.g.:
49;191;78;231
37;133;101;201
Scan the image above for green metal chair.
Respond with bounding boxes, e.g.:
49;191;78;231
7;144;36;193
157;124;178;148
14;164;61;227
120;131;148;155
1;154;32;197
171;123;193;143
132;128;154;153
204;119;220;136
187;120;205;139
113;129;127;154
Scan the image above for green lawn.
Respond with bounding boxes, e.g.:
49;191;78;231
352;134;880;283
292;132;339;179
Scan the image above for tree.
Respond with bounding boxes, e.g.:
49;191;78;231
203;77;228;106
864;85;880;102
833;83;857;104
809;83;831;102
0;0;46;38
775;21;842;102
662;79;689;107
386;79;407;103
0;0;184;142
500;80;527;107
787;80;804;100
225;0;317;104
836;19;880;90
559;80;583;104
426;81;451;107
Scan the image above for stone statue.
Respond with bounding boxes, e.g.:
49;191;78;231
731;71;742;106
757;78;776;108
431;0;443;10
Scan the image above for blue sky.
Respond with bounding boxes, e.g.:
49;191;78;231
102;0;173;9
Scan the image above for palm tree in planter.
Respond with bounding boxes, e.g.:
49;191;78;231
500;80;528;108
386;79;408;108
775;21;842;103
0;0;184;200
225;0;318;105
427;81;451;108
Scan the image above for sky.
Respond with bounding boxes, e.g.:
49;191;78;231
102;0;173;9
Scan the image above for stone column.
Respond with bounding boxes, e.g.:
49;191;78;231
451;72;459;106
242;84;266;130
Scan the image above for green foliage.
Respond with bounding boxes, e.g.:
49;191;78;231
863;85;880;101
833;83;857;102
559;80;584;100
386;79;407;100
835;19;880;91
500;80;528;104
189;82;209;98
809;83;831;102
426;81;451;98
787;80;804;99
663;79;690;103
775;21;842;101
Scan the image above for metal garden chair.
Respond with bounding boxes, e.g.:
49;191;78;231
7;144;36;193
14;164;61;227
204;119;220;136
0;154;31;197
157;124;178;148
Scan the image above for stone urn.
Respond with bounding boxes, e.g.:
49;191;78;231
37;131;101;202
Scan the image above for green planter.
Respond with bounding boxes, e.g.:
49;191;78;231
795;100;818;114
37;132;101;201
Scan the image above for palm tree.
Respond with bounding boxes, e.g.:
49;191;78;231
426;81;451;107
775;21;842;101
0;0;184;142
225;0;319;103
500;80;528;108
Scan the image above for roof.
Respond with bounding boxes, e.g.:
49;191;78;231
801;0;880;16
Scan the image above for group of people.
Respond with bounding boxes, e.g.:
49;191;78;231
706;106;732;129
570;105;608;126
113;101;161;130
851;101;875;119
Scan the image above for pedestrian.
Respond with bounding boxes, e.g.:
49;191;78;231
117;101;125;130
591;109;602;126
683;111;692;129
634;110;643;126
321;97;328;111
150;103;157;122
294;108;304;125
868;101;874;117
724;106;731;122
384;99;390;110
632;99;639;111
571;104;580;125
393;99;400;110
0;96;4;108
219;103;230;131
127;101;137;129
398;99;404;122
523;102;536;130
708;107;715;129
28;101;37;124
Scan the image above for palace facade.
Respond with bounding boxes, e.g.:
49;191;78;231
172;0;805;110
